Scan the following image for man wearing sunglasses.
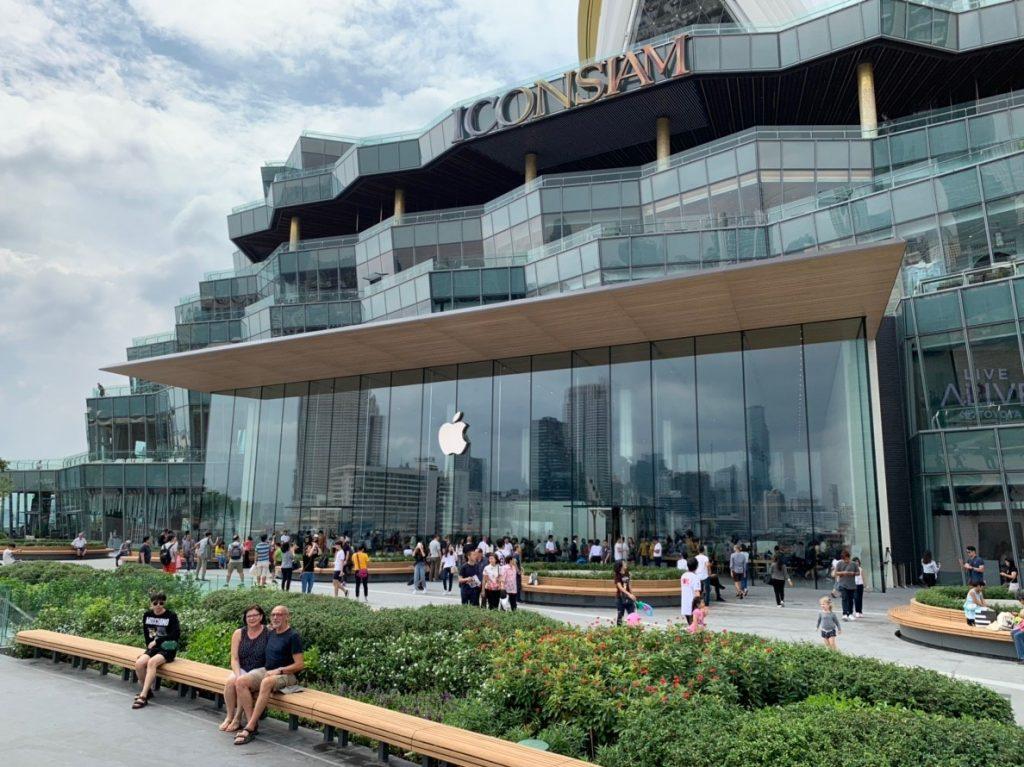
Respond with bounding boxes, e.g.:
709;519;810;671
132;592;180;709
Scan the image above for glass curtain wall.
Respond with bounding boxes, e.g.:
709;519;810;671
199;318;881;582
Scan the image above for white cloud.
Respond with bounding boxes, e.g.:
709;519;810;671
0;0;577;458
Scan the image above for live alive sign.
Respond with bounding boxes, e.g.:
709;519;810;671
453;35;688;141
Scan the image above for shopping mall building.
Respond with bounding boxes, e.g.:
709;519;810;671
9;0;1024;587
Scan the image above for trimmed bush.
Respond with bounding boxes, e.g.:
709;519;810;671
916;585;1021;614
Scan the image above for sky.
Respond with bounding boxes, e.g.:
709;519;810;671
0;0;579;459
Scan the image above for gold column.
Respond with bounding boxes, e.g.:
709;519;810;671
656;116;670;168
524;152;538;184
857;62;878;139
288;217;300;251
393;187;405;219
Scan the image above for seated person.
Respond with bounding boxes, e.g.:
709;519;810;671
132;592;180;709
2;544;15;566
219;604;269;733
233;605;304;745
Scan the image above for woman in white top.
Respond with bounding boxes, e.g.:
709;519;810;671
853;557;865;617
441;546;458;593
653;539;663;567
920;550;941;588
482;553;503;610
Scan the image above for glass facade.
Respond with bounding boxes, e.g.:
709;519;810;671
196;319;881;582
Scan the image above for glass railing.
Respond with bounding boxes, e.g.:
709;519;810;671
130;331;176;346
231;199;266;213
878;87;1024;136
915;259;1024;293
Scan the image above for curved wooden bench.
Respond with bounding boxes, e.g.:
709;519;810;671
8;547;112;560
522;574;680;607
16;628;588;767
888;599;1016;659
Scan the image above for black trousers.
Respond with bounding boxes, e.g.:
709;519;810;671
840;587;855;616
280;566;293;590
442;569;453;592
484;589;501;610
771;578;786;605
616;599;636;625
355;574;369;597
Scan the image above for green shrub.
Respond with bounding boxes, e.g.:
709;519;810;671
916;585;1020;614
524;562;681;580
183;622;235;667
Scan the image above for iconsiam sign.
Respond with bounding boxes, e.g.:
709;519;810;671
454;35;688;139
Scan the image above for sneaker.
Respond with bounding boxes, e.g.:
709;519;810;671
855;612;864;618
849;615;857;621
842;615;850;621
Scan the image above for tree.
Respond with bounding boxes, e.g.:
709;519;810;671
0;458;12;537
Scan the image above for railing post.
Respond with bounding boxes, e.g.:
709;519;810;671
377;741;390;763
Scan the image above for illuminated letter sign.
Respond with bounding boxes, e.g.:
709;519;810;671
453;34;688;141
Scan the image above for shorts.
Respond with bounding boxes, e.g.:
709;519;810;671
731;572;745;581
162;563;177;574
821;629;837;639
227;559;244;572
333;570;345;582
143;646;177;663
242;667;298;691
966;618;976;626
253;562;270;577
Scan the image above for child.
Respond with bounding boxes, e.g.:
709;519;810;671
688;594;707;633
964;583;986;626
817;596;841;650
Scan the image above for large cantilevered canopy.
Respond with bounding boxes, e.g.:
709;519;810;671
105;240;905;393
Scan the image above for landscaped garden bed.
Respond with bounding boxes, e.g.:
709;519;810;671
3;562;1022;764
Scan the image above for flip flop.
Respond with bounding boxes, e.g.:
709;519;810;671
132;695;148;709
233;727;258;745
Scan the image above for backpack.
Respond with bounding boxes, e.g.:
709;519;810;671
159;545;172;566
228;542;242;560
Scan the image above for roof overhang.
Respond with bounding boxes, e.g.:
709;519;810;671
105;240;905;392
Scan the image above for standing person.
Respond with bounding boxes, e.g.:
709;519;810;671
278;542;294;591
817;596;841;650
455;539;465;567
332;542;349;597
352;544;370;601
694;545;712;608
181;533;195;572
441;545;457;593
159;533;178;575
482;553;503;610
960;545;986;586
853;557;865;617
1010;598;1024;663
614;560;637;625
300;537;318;594
834;550;859;620
132;592;180;709
72;532;87;559
138;536;152;565
115;539;132;568
999;555;1019;594
653;538;663;567
569;536;580;563
197;531;213;581
412;540;427;593
215;538;226;570
428;534;442;581
218;605;269;733
921;550;940;587
730;544;749;598
225;535;245;586
242;536;255;569
688;595;707;633
232;606;304;746
589;539;603;564
459;549;482;606
680;557;699;625
252;534;272;587
545;535;558;562
500;554;520;611
613;536;625;563
769;553;791;608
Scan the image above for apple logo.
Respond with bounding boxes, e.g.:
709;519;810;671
438;411;469;456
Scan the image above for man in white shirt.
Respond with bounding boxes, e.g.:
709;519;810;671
477;537;491;556
653;539;663;567
679;558;698;624
613;537;625;562
588;540;603;563
279;530;291;546
729;543;749;598
428;535;442;581
72;532;87;559
544;536;557;562
695;545;711;606
197;531;213;581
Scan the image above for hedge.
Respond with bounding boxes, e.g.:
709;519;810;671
524;562;682;580
916;585;1022;615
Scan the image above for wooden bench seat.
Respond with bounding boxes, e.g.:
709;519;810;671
15;628;589;767
888;600;1013;643
523;575;680;597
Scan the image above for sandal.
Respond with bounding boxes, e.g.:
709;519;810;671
132;695;149;709
233;727;258;745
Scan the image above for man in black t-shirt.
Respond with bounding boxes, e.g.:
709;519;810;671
138;536;152;565
459;549;483;606
233;605;304;744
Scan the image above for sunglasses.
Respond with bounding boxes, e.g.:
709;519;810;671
151;600;165;606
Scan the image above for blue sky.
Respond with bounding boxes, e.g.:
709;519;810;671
0;0;579;458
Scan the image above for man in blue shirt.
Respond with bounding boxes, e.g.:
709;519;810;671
961;545;986;586
233;605;304;744
253;534;272;587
